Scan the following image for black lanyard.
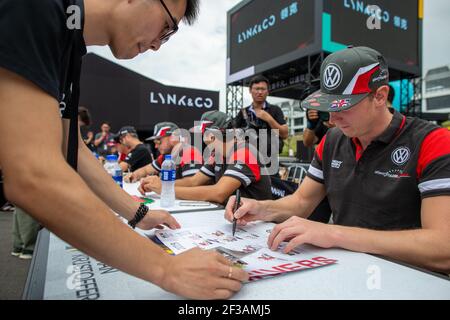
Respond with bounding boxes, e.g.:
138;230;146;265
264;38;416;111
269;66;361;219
64;0;84;170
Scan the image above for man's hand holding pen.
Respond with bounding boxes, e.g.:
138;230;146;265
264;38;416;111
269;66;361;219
225;195;269;227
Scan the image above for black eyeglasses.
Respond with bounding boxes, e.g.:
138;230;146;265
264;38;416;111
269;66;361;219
159;0;179;44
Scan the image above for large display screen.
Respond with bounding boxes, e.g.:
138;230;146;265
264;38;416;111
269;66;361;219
323;0;421;75
228;0;317;82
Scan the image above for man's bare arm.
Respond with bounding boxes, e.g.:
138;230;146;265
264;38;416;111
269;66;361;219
74;131;139;221
175;176;241;204
124;164;159;183
0;67;248;298
119;160;130;173
329;196;450;273
175;171;213;187
0;67;167;286
268;194;450;273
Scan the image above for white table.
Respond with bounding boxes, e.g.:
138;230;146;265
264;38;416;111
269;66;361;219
24;210;450;300
123;182;221;213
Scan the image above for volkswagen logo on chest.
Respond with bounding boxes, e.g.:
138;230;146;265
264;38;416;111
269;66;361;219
323;64;343;90
391;147;411;166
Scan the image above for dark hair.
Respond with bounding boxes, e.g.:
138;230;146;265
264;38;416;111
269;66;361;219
181;0;200;25
78;106;91;126
249;75;270;89
388;85;395;104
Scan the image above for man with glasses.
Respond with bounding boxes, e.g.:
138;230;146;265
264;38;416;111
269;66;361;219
158;0;180;44
234;75;288;176
0;0;248;299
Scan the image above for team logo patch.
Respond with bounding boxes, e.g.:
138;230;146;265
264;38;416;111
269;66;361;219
374;169;411;179
331;160;343;169
391;147;410;166
330;99;351;110
323;64;343;90
372;70;388;83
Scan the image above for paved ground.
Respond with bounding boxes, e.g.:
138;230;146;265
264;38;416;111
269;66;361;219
0;210;31;300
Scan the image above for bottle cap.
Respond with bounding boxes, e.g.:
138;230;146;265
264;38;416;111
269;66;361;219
106;155;118;162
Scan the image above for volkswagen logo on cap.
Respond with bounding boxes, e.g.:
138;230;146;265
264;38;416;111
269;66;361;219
391;147;411;166
323;64;343;90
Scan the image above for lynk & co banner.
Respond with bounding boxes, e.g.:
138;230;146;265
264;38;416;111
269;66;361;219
80;53;219;133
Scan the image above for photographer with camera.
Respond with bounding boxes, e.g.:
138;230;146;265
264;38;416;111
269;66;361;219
233;76;288;176
303;110;334;148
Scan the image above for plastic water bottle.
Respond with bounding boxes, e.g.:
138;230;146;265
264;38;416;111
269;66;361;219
104;155;123;188
160;155;176;208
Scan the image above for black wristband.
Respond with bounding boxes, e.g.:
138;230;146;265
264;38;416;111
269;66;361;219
128;203;149;229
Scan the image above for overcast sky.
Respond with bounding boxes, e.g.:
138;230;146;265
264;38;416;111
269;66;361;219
422;0;450;71
88;0;450;110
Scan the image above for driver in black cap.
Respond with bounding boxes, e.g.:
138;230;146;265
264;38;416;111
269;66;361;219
224;46;450;274
114;126;152;172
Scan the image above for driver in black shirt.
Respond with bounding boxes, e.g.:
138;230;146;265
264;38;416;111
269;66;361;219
113;126;152;172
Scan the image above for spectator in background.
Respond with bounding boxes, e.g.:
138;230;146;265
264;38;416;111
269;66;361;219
114;126;152;173
2;162;40;260
94;122;115;157
7;154;40;259
11;207;40;259
78;106;95;152
0;168;14;212
233;75;288;175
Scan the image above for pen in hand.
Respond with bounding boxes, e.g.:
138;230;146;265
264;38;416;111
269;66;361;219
232;189;241;236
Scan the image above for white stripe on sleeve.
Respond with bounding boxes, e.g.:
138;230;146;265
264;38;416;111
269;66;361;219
308;165;324;180
418;178;450;193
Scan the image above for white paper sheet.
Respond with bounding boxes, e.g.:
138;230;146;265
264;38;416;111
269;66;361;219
155;221;338;281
